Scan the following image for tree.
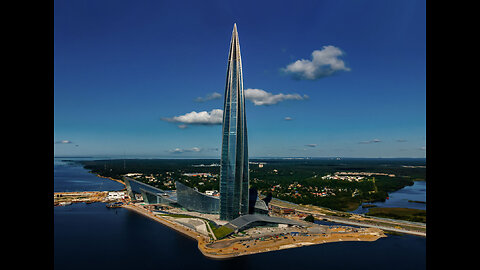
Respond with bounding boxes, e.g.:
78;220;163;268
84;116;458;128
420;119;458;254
304;214;315;223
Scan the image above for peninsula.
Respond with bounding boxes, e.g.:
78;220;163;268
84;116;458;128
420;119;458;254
53;169;426;258
121;201;386;259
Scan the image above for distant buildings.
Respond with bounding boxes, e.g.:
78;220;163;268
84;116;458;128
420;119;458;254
106;191;127;200
182;172;213;177
321;171;395;182
205;190;219;196
249;161;266;168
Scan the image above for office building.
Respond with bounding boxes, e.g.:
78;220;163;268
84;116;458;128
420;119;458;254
219;24;250;221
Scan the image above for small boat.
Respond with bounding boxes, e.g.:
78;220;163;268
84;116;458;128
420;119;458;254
59;202;72;206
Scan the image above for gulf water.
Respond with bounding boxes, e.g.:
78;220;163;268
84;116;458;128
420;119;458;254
350;181;427;215
54;158;426;270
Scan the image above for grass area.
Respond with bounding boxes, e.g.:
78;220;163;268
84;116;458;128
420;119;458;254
408;200;426;204
366;207;426;223
211;225;234;239
158;213;230;239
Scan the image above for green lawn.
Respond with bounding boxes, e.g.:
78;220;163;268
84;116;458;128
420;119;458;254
366;207;426;223
211;225;234;239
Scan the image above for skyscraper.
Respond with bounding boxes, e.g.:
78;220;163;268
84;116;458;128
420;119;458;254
219;24;249;221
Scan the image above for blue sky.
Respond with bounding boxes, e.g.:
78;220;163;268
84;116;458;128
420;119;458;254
54;0;426;158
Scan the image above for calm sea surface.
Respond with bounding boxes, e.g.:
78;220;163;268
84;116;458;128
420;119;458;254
350;181;427;214
54;158;124;192
54;158;426;270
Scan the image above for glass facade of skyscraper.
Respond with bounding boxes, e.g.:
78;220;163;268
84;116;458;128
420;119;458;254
220;24;249;220
175;181;220;214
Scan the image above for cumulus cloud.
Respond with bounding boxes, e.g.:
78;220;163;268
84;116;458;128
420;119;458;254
244;88;308;106
162;109;223;125
195;92;222;102
283;45;350;80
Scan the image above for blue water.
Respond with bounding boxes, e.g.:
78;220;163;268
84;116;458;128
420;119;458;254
351;181;427;214
54;158;124;192
54;159;426;270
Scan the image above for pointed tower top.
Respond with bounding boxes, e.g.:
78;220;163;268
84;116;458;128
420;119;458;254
233;23;238;35
229;23;241;61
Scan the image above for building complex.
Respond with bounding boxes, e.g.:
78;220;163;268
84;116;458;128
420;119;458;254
120;24;308;236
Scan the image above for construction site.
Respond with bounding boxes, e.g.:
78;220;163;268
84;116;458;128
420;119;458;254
199;225;385;259
121;201;386;259
53;190;126;206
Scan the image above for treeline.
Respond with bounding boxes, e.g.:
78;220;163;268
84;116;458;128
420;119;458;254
74;158;424;211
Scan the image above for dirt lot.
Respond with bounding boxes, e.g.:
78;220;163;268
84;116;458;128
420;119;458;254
199;227;385;258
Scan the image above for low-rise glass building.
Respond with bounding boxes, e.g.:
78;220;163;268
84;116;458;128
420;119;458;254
124;177;177;206
124;177;269;216
175;181;220;214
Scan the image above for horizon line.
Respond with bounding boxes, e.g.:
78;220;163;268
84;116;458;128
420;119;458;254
54;155;426;160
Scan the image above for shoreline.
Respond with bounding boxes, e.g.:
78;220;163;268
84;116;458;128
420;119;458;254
93;174;126;186
71;171;425;237
121;203;386;259
121;204;206;243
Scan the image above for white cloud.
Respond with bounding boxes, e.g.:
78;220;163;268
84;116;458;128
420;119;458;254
244;88;308;106
359;139;382;144
195;92;222;102
55;140;73;144
162;109;223;125
168;147;203;154
283;46;350;80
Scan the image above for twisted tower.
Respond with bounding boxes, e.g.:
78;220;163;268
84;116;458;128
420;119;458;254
219;24;249;220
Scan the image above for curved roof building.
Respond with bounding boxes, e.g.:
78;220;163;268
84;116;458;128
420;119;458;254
225;214;311;232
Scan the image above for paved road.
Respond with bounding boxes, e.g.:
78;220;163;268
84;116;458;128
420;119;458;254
319;216;426;237
269;199;426;237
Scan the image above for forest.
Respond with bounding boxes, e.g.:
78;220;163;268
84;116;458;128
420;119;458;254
74;158;426;212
